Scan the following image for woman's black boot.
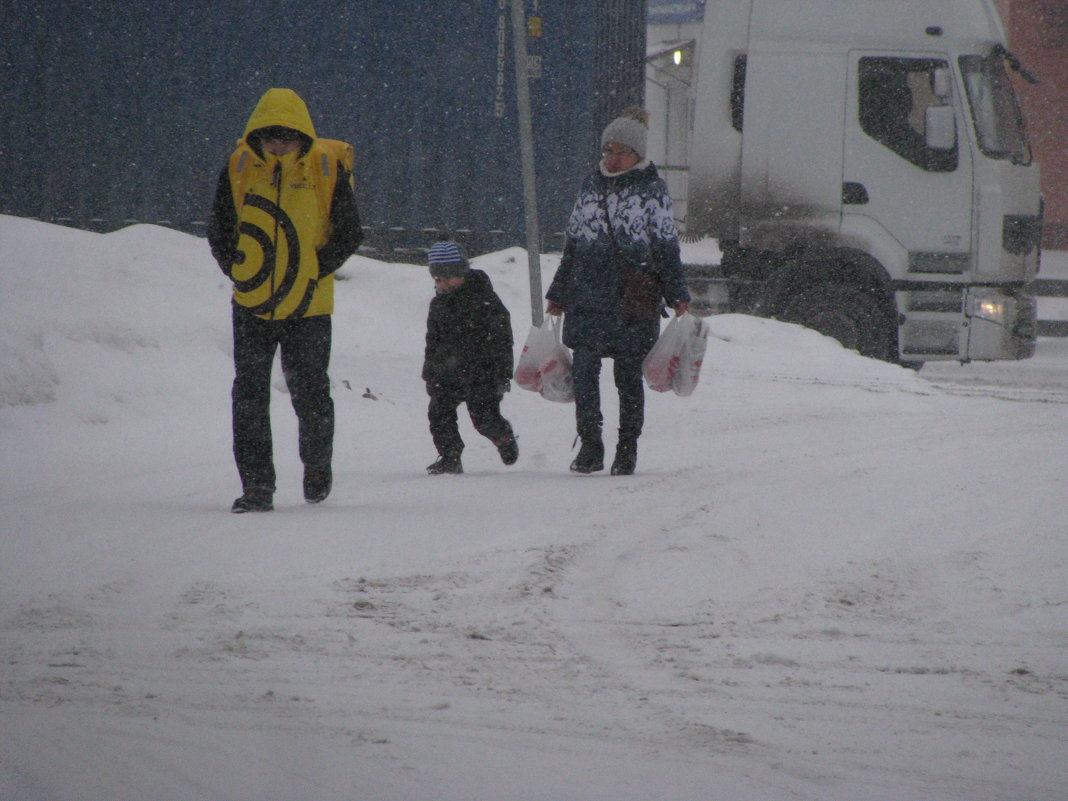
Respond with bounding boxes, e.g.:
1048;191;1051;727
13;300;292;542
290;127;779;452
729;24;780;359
570;436;604;473
611;437;637;475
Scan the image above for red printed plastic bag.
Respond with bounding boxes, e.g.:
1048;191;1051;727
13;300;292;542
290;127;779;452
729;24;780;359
671;314;709;396
642;316;685;393
514;317;574;403
643;313;709;396
514;321;551;393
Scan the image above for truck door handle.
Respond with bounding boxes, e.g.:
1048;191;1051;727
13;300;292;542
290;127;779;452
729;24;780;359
843;182;869;204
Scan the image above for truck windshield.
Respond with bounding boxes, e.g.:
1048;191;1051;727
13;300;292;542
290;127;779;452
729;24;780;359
959;54;1031;165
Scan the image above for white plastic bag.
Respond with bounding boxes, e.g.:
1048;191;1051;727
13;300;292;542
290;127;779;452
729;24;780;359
642;315;685;393
671;314;709;396
514;316;574;403
642;312;709;397
514;320;551;393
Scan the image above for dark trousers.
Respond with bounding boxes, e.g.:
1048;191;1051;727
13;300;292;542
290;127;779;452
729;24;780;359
572;346;646;443
428;387;513;457
232;306;334;492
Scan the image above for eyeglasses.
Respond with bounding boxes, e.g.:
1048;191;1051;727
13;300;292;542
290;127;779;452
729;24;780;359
259;126;301;143
602;145;635;157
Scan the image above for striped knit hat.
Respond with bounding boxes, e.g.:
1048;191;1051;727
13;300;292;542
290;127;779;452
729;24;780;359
427;241;470;278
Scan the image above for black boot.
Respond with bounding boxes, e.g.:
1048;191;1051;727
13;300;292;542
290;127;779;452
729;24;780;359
231;487;274;513
496;436;519;466
610;438;637;476
570;436;604;473
304;463;332;503
427;454;463;475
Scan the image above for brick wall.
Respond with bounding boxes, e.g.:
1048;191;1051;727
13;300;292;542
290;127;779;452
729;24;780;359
997;0;1068;248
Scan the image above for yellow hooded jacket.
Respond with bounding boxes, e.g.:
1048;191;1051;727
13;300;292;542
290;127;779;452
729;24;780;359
226;88;342;319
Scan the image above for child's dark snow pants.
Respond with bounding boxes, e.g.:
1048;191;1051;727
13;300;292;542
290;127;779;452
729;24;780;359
428;385;513;458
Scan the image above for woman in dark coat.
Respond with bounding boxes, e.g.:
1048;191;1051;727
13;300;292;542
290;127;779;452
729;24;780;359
545;108;690;475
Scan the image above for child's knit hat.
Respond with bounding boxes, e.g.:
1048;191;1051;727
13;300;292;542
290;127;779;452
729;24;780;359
428;241;471;278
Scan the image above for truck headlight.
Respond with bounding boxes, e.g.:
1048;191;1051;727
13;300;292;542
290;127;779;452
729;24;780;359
972;296;1007;323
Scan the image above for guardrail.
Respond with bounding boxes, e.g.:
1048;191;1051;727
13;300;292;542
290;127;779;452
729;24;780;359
1031;278;1068;337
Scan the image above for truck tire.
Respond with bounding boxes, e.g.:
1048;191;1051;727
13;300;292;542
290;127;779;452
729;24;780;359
777;283;896;362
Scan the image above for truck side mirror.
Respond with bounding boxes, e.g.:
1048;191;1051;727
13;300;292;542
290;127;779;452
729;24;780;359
925;105;956;151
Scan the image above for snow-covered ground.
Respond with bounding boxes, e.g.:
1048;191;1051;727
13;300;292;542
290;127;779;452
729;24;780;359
1;215;1065;801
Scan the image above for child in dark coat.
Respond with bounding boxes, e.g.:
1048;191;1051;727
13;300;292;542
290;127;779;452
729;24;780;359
422;241;518;474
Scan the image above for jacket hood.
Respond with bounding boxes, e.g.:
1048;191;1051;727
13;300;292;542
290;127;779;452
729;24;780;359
242;88;317;145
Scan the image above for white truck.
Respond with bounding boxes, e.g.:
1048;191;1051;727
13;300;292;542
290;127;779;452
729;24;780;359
655;0;1043;363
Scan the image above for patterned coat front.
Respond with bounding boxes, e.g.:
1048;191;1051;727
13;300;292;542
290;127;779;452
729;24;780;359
546;162;690;355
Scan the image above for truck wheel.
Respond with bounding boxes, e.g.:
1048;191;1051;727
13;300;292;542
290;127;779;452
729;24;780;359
777;283;896;361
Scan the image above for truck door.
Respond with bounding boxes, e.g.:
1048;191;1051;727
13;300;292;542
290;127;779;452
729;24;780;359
842;54;973;275
739;50;847;246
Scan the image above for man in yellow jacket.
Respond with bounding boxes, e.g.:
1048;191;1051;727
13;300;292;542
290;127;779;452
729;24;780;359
208;88;362;512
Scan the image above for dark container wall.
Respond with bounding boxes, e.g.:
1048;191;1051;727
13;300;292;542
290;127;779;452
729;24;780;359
0;0;646;254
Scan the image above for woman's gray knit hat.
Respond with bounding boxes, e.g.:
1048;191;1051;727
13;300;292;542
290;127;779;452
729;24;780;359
601;115;648;159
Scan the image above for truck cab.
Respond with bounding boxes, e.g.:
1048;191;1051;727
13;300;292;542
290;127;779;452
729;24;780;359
680;0;1042;363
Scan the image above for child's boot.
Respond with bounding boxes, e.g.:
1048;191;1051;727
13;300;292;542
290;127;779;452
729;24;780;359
496;436;519;466
427;453;463;475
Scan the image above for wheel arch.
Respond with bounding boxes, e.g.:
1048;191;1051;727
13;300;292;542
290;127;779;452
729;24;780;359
761;246;897;322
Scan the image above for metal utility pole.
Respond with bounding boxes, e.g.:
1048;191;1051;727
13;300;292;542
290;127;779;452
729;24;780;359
511;0;544;325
